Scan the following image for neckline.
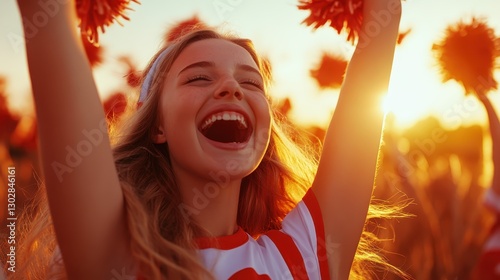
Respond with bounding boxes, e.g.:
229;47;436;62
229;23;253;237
195;226;249;250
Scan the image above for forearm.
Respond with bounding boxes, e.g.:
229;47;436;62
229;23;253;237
479;96;500;193
19;2;107;170
326;0;402;182
330;0;402;176
342;0;401;101
20;3;99;117
18;2;128;277
313;1;402;278
19;1;121;206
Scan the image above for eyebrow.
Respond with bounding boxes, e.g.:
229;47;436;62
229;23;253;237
178;61;262;79
236;63;262;78
178;61;215;76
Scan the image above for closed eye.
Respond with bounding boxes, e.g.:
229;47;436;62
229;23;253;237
186;75;211;83
241;79;264;90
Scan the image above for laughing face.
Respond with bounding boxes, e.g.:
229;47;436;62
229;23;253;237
154;38;272;182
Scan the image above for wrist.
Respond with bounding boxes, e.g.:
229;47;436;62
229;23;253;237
363;0;402;20
17;0;75;25
17;0;77;42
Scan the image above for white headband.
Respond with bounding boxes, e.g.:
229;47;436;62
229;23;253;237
138;46;173;103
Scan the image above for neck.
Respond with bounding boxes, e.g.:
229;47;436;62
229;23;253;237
175;167;241;237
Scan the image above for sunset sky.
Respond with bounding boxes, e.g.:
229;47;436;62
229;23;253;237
1;0;500;129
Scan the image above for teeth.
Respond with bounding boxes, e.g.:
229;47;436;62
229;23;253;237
201;111;248;130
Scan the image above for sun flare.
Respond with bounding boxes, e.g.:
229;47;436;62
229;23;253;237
379;36;444;130
381;90;431;130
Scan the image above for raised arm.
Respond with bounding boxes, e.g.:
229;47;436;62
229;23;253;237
478;95;500;194
16;1;129;278
310;0;401;278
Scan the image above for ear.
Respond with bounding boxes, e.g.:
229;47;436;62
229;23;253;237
153;125;167;143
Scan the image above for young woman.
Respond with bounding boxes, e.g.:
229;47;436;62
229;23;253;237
12;0;402;279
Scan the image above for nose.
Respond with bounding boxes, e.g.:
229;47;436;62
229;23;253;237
214;78;243;100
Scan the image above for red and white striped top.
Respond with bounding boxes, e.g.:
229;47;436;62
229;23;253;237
196;189;331;279
50;190;330;279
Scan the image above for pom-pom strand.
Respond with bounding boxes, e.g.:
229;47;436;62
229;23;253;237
76;0;140;45
298;0;364;44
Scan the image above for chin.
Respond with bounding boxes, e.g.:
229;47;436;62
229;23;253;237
201;152;261;181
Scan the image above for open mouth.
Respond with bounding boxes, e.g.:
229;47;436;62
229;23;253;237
199;111;253;144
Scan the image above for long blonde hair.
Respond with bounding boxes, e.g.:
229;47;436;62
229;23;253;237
10;29;406;279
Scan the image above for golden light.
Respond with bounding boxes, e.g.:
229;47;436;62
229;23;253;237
379;31;446;130
380;87;433;130
380;92;419;122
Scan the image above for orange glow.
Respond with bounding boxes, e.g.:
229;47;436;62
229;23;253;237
381;91;429;129
382;91;422;123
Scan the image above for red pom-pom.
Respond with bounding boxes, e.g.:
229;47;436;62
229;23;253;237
397;28;411;45
103;92;128;122
0;77;19;142
298;0;363;43
164;15;208;43
432;17;500;95
76;0;139;45
118;56;141;88
81;35;104;66
310;53;348;89
10;117;38;152
276;98;292;117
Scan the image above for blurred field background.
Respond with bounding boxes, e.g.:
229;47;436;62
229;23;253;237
1;0;500;279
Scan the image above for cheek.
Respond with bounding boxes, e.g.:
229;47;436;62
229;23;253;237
161;93;203;129
255;96;272;127
253;97;272;152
